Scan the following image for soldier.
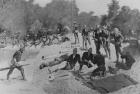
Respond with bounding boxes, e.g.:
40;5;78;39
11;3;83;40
7;47;26;80
111;28;124;62
101;26;111;59
79;48;94;71
90;53;106;78
73;22;79;44
40;48;81;72
93;25;102;54
82;25;91;50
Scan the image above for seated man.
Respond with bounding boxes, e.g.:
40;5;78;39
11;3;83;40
79;48;94;71
61;48;81;70
90;53;106;78
40;48;81;72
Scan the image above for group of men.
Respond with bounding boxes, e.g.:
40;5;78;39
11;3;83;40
73;23;125;62
40;45;135;79
5;23;136;80
40;48;106;78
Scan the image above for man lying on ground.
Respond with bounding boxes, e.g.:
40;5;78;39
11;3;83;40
39;48;81;72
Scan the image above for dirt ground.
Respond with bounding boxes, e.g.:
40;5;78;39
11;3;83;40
0;33;140;94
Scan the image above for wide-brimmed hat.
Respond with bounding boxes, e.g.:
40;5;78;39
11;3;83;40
113;28;120;33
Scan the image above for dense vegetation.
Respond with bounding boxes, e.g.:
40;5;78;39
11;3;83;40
0;0;140;39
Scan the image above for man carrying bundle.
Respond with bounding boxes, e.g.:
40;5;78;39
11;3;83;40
7;47;26;80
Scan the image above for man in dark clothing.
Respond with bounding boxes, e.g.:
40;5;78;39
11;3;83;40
7;48;25;80
111;28;124;62
82;25;91;50
79;48;94;71
115;51;135;70
93;26;102;54
73;23;79;44
90;53;106;78
63;48;81;70
100;26;111;59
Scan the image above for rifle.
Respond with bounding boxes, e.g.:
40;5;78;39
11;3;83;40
0;64;30;71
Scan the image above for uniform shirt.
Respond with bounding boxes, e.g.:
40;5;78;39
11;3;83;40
67;54;81;67
93;54;105;67
101;29;110;40
73;25;78;33
82;28;89;36
94;29;102;41
13;50;22;62
112;33;123;43
82;52;94;63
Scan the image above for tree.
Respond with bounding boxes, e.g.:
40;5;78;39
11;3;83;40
0;0;27;38
77;11;100;27
111;5;140;37
30;19;43;35
108;0;120;24
100;15;108;25
43;0;79;29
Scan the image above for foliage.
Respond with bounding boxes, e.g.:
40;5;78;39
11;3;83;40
0;0;27;38
77;11;100;28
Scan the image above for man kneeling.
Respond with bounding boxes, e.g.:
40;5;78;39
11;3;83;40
90;53;106;78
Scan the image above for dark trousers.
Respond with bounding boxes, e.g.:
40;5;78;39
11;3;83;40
95;40;101;54
115;44;122;61
7;65;25;80
74;32;79;44
91;65;106;77
79;61;92;71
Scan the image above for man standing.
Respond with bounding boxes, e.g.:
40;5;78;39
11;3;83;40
93;25;102;54
7;48;26;80
82;25;91;50
112;28;124;62
79;48;94;71
73;22;79;44
101;26;111;59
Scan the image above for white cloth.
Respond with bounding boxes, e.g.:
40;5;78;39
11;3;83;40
49;61;67;72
